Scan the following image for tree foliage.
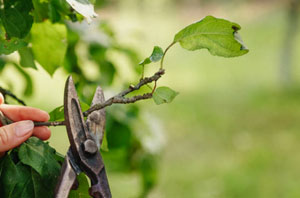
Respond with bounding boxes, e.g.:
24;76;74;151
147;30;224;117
0;0;248;197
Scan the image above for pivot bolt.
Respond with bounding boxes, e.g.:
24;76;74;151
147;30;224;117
83;139;98;155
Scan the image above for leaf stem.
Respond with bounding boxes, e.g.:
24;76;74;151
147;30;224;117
160;41;176;70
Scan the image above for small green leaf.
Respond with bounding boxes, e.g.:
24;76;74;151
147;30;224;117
100;131;109;152
69;173;90;198
49;101;90;121
18;47;37;69
153;86;179;105
174;15;248;57
31;20;67;75
139;46;164;66
49;105;64;121
149;46;164;62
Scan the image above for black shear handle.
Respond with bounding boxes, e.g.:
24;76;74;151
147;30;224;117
89;167;112;198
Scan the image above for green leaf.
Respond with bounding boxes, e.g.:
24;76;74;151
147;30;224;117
153;86;179;105
18;137;61;186
0;152;57;198
1;0;34;39
101;131;109;152
32;0;49;22
18;47;37;69
49;101;90;121
31;20;67;75
69;173;90;198
49;105;64;121
89;44;116;86
140;46;164;66
0;27;27;55
0;57;6;73
13;64;33;96
139;154;158;197
174;15;248;57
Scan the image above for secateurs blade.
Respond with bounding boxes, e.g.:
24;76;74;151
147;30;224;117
54;76;111;198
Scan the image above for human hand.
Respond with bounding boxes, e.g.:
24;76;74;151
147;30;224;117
0;93;51;157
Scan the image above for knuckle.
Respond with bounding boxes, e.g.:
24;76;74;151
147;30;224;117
0;127;10;146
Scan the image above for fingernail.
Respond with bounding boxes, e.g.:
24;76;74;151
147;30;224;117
15;120;34;137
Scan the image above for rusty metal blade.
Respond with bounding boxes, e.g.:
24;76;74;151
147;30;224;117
64;76;92;161
86;86;106;148
54;153;77;198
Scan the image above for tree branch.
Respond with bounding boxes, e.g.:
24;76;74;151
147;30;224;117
83;69;165;116
0;69;165;127
0;86;26;106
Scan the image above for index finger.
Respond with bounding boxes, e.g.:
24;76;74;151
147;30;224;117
0;93;3;105
0;104;50;122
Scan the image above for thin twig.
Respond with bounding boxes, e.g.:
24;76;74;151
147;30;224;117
160;42;176;70
0;86;26;106
0;69;165;127
83;69;165;116
34;121;65;127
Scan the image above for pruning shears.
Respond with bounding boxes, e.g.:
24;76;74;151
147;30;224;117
54;76;112;198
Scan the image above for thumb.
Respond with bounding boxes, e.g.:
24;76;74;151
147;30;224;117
0;120;34;153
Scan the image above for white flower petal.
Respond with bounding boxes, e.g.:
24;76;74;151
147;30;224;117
66;0;98;23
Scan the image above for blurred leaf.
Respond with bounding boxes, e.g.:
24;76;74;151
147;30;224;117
13;64;33;96
48;3;61;23
69;173;90;198
101;131;109;152
1;0;33;39
89;44;116;86
49;101;90;121
32;0;49;22
106;118;132;149
174;15;248;57
99;61;116;86
31;20;67;75
65;0;97;23
153;86;179;105
18;137;61;184
18;47;37;69
63;29;80;73
139;154;158;197
140;46;164;66
0;57;6;73
0;27;27;55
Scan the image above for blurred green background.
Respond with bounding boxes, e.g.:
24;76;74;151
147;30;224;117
2;0;300;197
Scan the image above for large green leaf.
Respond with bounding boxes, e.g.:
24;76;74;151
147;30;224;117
31;20;67;75
153;86;179;105
174;15;248;57
1;0;34;39
18;137;60;187
0;154;59;198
